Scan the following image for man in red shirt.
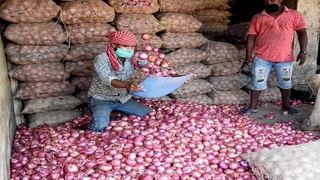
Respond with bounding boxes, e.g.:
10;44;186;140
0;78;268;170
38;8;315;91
243;0;308;115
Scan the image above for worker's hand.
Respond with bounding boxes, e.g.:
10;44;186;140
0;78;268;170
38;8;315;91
296;52;306;65
245;55;253;65
126;82;144;92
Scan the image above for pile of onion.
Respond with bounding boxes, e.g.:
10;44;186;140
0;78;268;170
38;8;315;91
10;100;318;179
136;33;176;77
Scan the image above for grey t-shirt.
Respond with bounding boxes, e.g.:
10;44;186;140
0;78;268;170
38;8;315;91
88;52;147;103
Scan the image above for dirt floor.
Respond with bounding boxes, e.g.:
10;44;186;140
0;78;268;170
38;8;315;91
248;102;320;135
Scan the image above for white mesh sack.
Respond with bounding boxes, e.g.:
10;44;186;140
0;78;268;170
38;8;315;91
9;63;69;82
75;91;89;103
166;48;208;66
243;140;320;180
161;32;208;49
201;41;239;65
15;82;75;100
71;76;92;91
60;0;115;24
0;0;60;23
116;14;164;34
302;75;320;130
208;74;240;91
29;109;82;128
67;23;115;44
159;0;229;13
64;42;106;61
191;9;231;23
65;60;94;76
209;90;249;105
209;61;243;76
23;96;82;114
5;44;68;65
4;22;67;45
176;94;213;105
158;13;202;33
198;22;228;33
108;0;160;14
175;63;211;79
171;79;213;98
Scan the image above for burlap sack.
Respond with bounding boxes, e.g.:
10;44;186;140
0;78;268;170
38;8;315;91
243;141;320;180
116;14;164;34
60;0;115;24
201;41;239;64
225;22;250;44
15;82;75;100
5;44;68;65
158;13;202;33
209;90;249;105
67;23;115;44
108;0;159;14
309;74;320;96
166;48;207;66
75;91;89;103
4;22;67;45
175;63;211;79
161;33;208;49
198;22;228;33
208;74;240;91
64;42;106;61
159;0;199;13
23;96;82;114
191;9;231;23
136;34;162;50
172;79;213;98
65;60;94;76
9;63;69;82
71;76;92;90
0;0;60;23
177;94;213;105
29;109;81;128
260;87;282;102
209;61;243;76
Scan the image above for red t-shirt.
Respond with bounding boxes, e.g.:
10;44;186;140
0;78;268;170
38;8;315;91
247;7;307;62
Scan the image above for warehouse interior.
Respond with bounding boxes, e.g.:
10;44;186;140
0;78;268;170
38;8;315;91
0;0;320;179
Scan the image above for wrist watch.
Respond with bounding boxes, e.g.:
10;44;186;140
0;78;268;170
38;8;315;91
299;50;307;54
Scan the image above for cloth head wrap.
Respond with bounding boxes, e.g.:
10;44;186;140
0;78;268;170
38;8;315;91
106;30;139;71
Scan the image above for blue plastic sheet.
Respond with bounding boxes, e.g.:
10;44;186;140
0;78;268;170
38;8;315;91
132;74;193;98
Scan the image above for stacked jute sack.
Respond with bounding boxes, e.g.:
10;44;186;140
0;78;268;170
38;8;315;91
61;0;116;104
0;0;89;127
154;3;211;104
159;0;231;35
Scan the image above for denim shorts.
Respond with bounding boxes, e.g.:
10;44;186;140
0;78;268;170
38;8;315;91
250;57;293;90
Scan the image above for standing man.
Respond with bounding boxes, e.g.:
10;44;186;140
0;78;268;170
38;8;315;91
243;0;308;115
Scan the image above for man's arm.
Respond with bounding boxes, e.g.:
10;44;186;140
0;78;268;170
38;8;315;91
246;34;257;65
296;28;308;65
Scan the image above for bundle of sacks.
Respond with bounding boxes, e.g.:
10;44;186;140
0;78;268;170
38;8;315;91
1;0;85;127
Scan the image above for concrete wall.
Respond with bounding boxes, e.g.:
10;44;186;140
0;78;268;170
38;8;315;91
293;0;320;90
0;37;16;179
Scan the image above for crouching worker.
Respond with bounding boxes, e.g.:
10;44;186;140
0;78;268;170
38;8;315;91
87;30;152;132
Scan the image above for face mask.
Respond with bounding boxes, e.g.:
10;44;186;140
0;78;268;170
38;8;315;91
115;47;134;59
265;4;280;14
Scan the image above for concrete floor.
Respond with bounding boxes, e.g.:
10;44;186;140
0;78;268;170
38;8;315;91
248;102;320;135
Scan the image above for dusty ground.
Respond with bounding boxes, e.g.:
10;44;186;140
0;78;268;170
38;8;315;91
248;102;320;135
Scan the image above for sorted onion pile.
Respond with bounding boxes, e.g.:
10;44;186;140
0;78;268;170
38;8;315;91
136;33;176;77
11;100;318;179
